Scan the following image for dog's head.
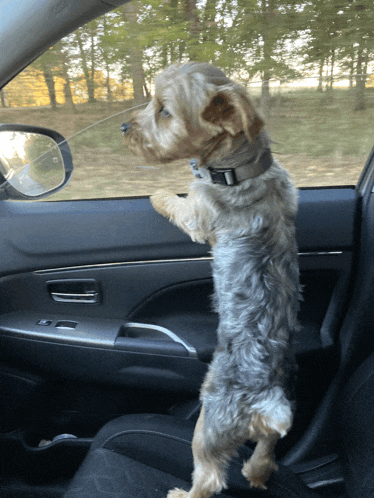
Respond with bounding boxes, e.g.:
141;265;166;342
122;62;264;163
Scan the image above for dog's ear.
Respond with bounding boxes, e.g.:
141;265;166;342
201;85;264;141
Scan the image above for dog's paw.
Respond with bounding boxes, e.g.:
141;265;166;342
150;189;177;217
167;488;189;498
242;457;278;491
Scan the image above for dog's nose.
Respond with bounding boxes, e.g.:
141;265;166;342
121;122;132;134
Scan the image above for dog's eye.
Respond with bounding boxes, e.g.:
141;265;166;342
159;107;171;118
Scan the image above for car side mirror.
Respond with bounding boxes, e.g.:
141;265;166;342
0;124;73;200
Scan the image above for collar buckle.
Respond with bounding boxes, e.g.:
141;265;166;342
208;148;273;186
208;168;237;186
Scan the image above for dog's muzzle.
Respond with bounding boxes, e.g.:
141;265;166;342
121;122;132;135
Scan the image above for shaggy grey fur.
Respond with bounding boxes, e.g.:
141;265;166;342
196;129;300;450
122;62;301;494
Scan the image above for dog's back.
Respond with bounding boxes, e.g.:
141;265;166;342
200;156;299;449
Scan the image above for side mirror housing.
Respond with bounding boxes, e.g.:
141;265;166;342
0;124;73;200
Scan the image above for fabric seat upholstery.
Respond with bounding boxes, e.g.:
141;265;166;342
64;414;319;498
65;353;374;498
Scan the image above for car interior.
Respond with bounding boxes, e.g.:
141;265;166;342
1;1;374;497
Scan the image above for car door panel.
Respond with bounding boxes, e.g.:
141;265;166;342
0;186;357;465
0;187;356;276
0;187;356;395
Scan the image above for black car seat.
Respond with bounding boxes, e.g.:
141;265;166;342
64;353;374;498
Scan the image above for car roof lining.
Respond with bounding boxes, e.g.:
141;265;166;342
0;0;128;90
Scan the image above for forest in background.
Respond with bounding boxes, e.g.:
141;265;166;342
1;0;374;113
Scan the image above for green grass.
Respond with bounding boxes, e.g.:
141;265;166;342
267;88;374;158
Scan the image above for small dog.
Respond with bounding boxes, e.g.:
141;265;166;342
122;62;300;495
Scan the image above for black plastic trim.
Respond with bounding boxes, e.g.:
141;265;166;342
0;188;357;277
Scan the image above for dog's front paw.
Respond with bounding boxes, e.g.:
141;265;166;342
150;189;177;217
167;488;189;498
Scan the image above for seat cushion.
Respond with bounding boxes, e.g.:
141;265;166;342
64;413;319;498
66;448;193;498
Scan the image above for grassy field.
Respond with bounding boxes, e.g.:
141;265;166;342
1;88;373;200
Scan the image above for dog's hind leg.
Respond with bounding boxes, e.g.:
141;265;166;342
242;412;290;490
241;429;279;489
168;406;230;498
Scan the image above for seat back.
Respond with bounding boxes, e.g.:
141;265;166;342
340;353;374;498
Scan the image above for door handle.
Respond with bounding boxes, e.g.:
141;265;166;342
47;279;101;304
50;291;99;304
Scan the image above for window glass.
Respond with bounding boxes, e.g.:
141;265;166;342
1;1;373;200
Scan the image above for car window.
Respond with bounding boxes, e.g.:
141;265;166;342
1;1;373;200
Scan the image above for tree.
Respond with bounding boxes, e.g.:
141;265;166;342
122;2;147;104
301;0;343;94
102;14;113;105
54;41;76;111
7;0;374;114
0;89;6;107
185;0;200;60
76;27;96;103
223;0;302;116
31;47;60;109
302;0;374;109
342;0;374;111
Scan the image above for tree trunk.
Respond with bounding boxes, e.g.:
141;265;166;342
261;35;272;117
161;44;168;67
261;71;271;118
130;48;147;103
143;82;151;99
327;49;335;94
59;46;75;111
317;58;324;92
41;60;57;109
185;0;200;60
90;24;96;95
259;0;276;118
63;74;75;111
120;72;126;100
348;48;355;90
102;16;113;106
355;46;367;111
105;62;112;105
0;89;6;107
169;0;178;63
123;2;147;104
76;30;95;103
202;0;217;44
